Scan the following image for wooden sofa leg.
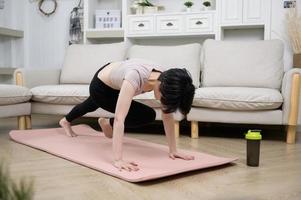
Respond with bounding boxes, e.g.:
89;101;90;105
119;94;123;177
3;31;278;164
287;73;301;144
25;115;32;129
174;121;180;138
287;125;296;144
191;121;199;139
18;116;26;130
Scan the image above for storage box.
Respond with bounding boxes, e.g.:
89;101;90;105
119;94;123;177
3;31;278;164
95;10;121;29
293;53;301;68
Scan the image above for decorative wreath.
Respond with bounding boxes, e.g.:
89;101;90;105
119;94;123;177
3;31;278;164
38;0;57;16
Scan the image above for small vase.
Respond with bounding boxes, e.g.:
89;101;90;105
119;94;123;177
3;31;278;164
186;7;192;12
143;6;158;14
136;6;143;14
203;6;211;11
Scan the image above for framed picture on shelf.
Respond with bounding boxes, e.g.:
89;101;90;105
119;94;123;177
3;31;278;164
95;10;121;29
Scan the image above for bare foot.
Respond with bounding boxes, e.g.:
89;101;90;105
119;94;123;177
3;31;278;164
98;118;113;138
59;117;77;137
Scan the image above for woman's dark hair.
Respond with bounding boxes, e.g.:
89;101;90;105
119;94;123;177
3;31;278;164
158;68;195;115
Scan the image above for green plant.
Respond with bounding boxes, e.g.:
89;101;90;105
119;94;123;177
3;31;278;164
0;162;34;200
137;0;154;7
184;1;194;8
203;1;211;7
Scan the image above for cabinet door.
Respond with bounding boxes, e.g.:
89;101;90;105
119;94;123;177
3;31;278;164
156;15;183;34
243;0;266;24
186;14;214;33
220;0;243;25
128;16;154;35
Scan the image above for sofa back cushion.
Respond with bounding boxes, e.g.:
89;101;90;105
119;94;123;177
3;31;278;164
127;43;201;87
201;39;284;89
60;42;126;84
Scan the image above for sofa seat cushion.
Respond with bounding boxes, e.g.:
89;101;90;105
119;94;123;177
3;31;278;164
133;91;161;108
0;84;32;105
31;85;89;105
193;87;283;111
31;85;162;108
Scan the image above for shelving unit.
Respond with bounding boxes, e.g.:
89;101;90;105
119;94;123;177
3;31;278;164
85;28;124;39
0;67;17;84
216;0;271;40
0;0;25;84
82;0;272;44
83;0;125;43
126;11;216;38
0;67;17;75
0;27;24;38
0;27;24;83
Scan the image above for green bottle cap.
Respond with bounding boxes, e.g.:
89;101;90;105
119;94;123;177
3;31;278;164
245;130;262;140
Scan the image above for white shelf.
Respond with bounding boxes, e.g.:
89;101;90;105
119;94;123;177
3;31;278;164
0;67;17;75
0;27;24;38
127;32;215;39
220;24;265;29
127;10;216;17
85;28;124;39
83;0;271;42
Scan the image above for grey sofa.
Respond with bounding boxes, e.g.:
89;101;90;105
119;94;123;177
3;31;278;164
0;84;32;129
14;40;301;143
187;39;301;144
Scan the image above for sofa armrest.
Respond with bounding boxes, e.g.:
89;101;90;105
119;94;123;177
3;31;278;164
13;68;61;88
281;68;301;125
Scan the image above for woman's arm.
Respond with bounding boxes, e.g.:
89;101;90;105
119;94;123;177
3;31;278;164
162;112;195;160
112;80;139;172
161;112;177;153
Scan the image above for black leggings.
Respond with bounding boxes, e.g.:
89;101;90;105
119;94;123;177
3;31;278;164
65;63;156;128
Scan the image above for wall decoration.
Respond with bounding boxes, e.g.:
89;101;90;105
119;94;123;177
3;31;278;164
69;0;83;44
284;0;296;8
38;0;57;16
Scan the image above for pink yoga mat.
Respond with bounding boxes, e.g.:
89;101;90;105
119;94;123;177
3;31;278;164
9;125;237;182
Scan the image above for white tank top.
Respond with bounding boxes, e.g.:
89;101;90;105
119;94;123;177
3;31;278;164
110;58;166;95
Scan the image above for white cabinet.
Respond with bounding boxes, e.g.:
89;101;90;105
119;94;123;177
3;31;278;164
220;0;243;25
219;0;267;25
83;0;124;43
186;13;214;33
243;0;266;24
128;16;154;35
127;12;215;37
156;15;183;34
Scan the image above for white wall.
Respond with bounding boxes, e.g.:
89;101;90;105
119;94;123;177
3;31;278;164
24;0;78;69
0;0;13;68
271;0;301;71
22;0;300;70
0;0;12;28
1;0;300;71
0;0;24;72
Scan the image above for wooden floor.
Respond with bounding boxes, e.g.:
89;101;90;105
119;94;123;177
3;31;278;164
0;115;300;200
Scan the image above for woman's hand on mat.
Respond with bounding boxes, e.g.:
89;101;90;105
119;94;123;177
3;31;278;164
113;160;139;172
169;152;195;160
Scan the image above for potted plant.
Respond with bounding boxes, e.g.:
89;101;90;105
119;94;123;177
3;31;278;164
0;162;35;200
137;0;158;14
203;0;211;11
184;1;194;12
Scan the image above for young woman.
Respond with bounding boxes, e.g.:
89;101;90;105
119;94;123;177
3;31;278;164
59;58;196;172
